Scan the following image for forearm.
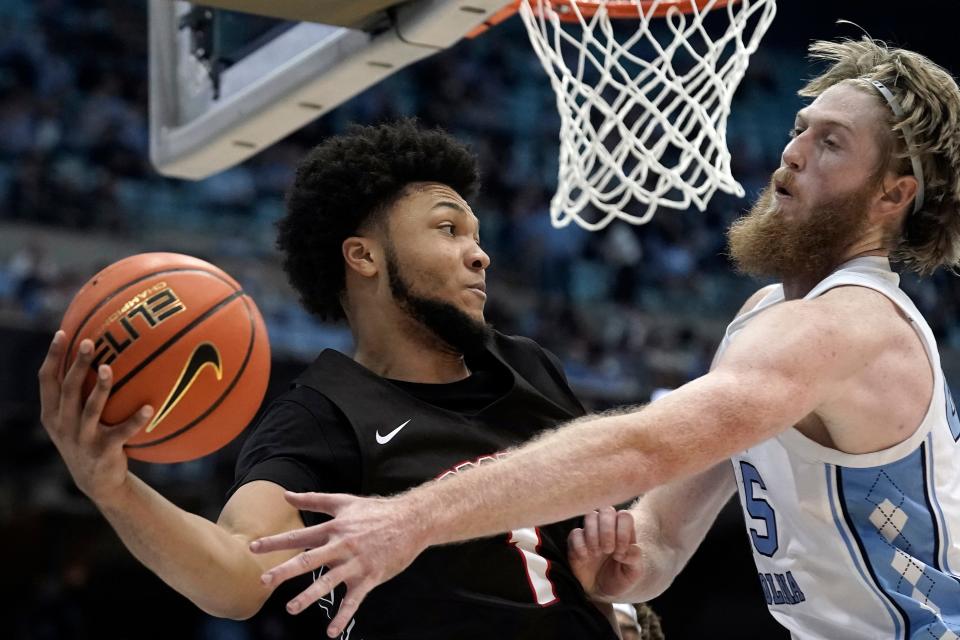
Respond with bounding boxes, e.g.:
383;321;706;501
612;521;681;604
407;372;777;548
615;465;736;602
416;416;646;543
95;473;270;619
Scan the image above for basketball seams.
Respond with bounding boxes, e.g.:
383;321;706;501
110;290;245;396
61;267;240;378
125;294;260;451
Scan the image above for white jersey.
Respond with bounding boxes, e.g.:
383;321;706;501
719;257;960;639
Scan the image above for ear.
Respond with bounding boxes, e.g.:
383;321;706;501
342;236;380;278
874;173;919;223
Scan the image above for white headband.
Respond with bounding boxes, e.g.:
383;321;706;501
868;79;926;214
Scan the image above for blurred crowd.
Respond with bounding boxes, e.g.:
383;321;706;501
1;3;959;638
3;4;959;404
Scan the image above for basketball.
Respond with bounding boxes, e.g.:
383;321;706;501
58;253;271;463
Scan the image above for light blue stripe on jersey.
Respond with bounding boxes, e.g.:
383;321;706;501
924;432;954;577
838;444;960;638
826;465;904;639
943;385;960;575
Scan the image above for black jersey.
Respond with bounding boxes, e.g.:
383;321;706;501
231;332;617;640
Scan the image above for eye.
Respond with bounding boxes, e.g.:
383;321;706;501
439;223;456;236
822;137;839;149
788;126;804;139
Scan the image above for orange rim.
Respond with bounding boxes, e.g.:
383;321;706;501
468;0;738;35
547;0;737;19
467;3;523;38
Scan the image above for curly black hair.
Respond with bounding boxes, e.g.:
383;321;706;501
276;119;480;320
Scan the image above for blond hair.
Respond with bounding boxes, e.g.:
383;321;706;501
800;38;960;275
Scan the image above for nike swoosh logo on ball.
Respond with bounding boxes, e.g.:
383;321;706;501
146;342;223;433
376;419;412;445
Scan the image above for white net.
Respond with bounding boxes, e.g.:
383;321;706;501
519;0;777;230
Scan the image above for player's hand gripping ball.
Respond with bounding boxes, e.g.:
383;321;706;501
59;253;270;463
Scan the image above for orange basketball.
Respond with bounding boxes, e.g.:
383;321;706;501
59;253;271;463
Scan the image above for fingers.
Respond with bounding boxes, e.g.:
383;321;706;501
614;510;636;558
284;562;353;615
598;506;617;554
251;521;333;554
282;491;353;514
60;338;95;421
38;330;65;426
110;404;154;445
281;563;376;639
583;509;600;551
81;365;112;426
326;581;373;638
259;537;338;587
568;527;587;559
613;544;644;567
578;508;631;556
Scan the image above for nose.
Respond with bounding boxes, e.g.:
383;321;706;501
466;242;490;271
781;134;805;172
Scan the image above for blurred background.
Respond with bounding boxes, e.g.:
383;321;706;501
1;0;958;638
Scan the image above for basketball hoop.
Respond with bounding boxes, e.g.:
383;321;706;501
512;0;777;230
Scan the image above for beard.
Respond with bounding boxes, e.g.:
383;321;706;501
384;245;492;357
727;170;875;283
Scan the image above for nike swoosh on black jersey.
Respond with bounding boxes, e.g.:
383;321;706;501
147;342;223;432
376;419;412;445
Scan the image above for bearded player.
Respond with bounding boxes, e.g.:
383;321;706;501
252;39;960;639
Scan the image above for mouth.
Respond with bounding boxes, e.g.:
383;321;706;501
774;182;793;198
467;282;487;299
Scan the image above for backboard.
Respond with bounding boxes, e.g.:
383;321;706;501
149;0;508;179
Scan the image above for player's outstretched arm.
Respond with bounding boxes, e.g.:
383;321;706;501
251;295;875;638
569;462;736;604
38;331;302;619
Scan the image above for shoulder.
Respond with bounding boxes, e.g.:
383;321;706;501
232;384;359;494
734;284;779;319
789;285;900;342
492;331;563;372
255;385;347;431
491;331;548;362
490;331;584;413
719;286;894;375
809;284;911;349
491;330;542;353
813;282;903;315
745;283;893;333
